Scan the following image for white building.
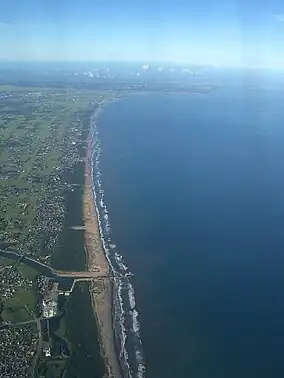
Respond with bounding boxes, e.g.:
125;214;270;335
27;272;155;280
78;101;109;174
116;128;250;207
42;299;57;319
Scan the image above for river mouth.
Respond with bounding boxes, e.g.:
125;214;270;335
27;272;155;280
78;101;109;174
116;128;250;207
0;249;73;290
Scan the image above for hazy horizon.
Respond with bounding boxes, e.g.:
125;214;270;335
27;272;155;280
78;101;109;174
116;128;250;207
1;0;284;69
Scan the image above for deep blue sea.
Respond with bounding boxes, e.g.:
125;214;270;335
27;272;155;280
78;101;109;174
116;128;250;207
97;71;284;378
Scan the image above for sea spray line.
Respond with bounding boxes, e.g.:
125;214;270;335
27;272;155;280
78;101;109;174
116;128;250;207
92;145;132;378
90;109;146;378
92;145;145;378
91;110;145;377
132;310;140;335
90;121;131;376
92;151;132;377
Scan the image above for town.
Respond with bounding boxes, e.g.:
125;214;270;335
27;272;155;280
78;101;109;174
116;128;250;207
0;87;103;261
0;253;75;376
0;83;109;377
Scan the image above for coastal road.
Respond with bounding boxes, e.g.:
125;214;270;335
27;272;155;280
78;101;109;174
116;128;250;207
31;316;42;378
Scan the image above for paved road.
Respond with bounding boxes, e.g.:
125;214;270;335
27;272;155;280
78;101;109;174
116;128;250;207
31;316;42;378
0;319;36;330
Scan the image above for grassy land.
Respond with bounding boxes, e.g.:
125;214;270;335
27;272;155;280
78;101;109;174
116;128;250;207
0;85;105;260
49;314;69;346
55;317;68;342
2;287;35;322
51;161;86;271
65;282;106;378
47;359;68;378
0;254;40;281
0;256;15;266
0;256;40;322
18;263;41;281
37;358;67;378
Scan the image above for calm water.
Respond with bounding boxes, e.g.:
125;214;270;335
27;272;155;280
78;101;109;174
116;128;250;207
98;76;284;378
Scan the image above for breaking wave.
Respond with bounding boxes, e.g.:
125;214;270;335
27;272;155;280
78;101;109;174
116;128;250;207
90;109;146;378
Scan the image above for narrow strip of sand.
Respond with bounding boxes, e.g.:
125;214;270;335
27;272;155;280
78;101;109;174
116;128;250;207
84;116;122;378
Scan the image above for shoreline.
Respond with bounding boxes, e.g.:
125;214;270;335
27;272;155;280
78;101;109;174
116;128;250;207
83;99;122;378
83;94;146;378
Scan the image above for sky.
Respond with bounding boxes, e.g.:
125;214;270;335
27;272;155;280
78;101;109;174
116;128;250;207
1;0;284;68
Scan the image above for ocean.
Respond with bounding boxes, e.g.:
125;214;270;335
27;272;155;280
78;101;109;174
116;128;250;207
94;70;284;378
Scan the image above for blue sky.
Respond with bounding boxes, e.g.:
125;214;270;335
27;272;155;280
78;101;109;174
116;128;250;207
1;0;284;68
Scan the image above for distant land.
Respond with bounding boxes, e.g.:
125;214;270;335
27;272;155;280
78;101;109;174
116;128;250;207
0;61;221;378
0;61;221;93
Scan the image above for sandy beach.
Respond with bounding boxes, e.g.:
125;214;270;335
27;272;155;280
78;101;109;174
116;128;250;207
84;108;122;378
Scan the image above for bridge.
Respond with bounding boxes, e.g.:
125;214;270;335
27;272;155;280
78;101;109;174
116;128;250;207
54;270;114;279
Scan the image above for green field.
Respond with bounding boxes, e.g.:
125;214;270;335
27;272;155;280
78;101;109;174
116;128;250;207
0;256;15;266
0;85;106;261
18;263;41;282
64;282;106;378
0;255;40;279
0;256;39;322
37;358;67;378
55;317;68;342
2;287;35;323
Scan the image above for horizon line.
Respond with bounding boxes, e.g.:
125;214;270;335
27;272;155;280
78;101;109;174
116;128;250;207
0;59;284;71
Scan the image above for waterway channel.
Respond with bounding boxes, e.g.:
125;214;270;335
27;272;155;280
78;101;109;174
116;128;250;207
0;249;73;289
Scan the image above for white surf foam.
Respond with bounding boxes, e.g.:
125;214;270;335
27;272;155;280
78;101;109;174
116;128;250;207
132;309;140;335
128;282;136;310
90;112;146;378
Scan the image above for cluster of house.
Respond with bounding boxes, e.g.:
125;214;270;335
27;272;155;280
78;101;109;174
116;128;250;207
0;324;37;378
0;263;32;300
